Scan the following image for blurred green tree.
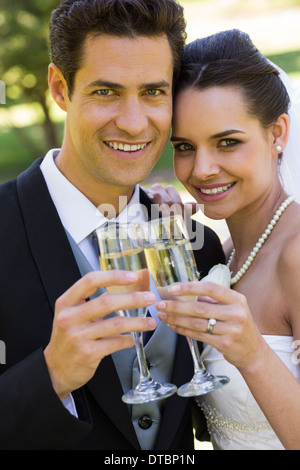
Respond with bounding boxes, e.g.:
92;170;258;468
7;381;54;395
0;0;59;155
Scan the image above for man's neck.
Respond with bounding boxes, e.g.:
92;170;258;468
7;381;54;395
54;150;135;216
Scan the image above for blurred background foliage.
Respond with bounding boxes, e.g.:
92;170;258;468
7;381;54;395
0;0;300;183
0;0;61;175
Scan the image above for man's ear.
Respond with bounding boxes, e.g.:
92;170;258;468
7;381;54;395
272;113;290;154
48;63;69;112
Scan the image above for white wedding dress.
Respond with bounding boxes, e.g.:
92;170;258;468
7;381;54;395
197;336;300;450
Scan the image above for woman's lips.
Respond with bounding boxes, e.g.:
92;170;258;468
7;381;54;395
193;182;235;201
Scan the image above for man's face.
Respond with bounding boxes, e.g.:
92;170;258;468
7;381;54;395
56;34;173;203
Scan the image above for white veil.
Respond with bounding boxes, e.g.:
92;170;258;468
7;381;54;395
271;62;300;203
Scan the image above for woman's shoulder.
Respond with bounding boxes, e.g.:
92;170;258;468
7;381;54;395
277;203;300;294
276;209;300;332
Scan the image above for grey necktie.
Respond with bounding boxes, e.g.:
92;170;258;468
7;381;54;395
91;230;100;259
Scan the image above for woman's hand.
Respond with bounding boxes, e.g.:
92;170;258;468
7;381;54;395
156;280;265;371
143;183;198;217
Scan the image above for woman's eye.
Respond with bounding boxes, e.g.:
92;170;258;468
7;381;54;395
174;142;194;152
218;139;239;148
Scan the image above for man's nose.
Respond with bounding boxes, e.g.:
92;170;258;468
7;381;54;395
115;97;148;136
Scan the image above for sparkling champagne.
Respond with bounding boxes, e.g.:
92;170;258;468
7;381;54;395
144;239;198;301
100;247;149;317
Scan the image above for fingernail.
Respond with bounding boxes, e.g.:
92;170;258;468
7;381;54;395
169;284;181;293
144;293;156;303
126;272;138;280
156;301;166;310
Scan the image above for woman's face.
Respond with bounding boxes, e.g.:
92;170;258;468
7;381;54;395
171;85;280;220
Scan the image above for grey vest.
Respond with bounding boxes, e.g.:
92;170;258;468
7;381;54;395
65;230;177;450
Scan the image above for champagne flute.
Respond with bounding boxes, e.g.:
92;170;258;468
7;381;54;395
142;215;229;397
95;222;177;404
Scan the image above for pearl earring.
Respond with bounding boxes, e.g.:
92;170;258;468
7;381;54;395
276;145;282;152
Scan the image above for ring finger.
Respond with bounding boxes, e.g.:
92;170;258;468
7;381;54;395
157;309;223;336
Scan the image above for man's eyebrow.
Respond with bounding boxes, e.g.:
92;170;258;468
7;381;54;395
86;80;125;89
139;80;171;90
86;79;171;90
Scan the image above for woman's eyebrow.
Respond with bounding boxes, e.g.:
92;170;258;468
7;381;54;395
171;129;246;143
170;136;189;142
209;129;246;140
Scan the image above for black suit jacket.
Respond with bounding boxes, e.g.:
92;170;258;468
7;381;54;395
0;159;225;450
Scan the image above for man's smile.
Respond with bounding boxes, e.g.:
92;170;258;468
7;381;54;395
105;141;149;152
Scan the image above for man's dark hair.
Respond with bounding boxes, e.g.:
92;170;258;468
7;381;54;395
49;0;187;96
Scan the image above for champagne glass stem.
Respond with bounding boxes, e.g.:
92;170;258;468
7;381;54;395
187;337;207;375
133;331;151;381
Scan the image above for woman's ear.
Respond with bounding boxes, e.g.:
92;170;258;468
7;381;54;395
272;113;290;154
48;63;69;112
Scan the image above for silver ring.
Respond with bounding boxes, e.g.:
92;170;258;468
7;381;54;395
206;318;217;334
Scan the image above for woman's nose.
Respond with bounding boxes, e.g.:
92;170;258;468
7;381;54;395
192;148;220;180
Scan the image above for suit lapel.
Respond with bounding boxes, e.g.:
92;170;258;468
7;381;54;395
17;159;81;310
87;357;141;448
17;160;138;446
139;187;161;220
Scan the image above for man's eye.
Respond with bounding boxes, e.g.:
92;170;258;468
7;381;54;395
94;89;114;96
146;89;160;96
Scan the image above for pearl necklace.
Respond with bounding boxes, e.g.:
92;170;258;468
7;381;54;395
227;195;295;286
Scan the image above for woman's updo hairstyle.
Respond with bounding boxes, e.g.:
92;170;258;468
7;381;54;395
175;29;290;129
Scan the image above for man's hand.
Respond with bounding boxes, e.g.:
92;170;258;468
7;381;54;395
44;270;156;400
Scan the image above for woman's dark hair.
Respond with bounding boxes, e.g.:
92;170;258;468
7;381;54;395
175;29;290;129
49;0;187;96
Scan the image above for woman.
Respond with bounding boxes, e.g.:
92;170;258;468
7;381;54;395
150;30;300;450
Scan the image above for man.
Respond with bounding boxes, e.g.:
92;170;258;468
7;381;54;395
0;0;225;449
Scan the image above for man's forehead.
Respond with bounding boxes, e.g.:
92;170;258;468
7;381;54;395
83;33;172;61
76;33;174;87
